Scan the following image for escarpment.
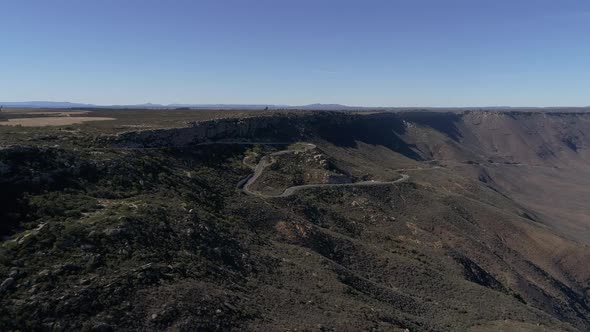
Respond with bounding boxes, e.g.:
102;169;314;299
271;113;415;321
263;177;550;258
110;109;590;242
112;110;590;165
113;114;309;147
3;109;590;331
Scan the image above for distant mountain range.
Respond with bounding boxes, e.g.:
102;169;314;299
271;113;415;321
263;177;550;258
1;101;587;111
0;101;364;110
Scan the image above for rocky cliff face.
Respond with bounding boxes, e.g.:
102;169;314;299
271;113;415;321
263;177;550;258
368;111;590;244
113;114;307;147
420;111;590;166
112;110;590;165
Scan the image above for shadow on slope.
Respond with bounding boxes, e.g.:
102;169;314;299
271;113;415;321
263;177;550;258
313;113;423;160
399;111;463;142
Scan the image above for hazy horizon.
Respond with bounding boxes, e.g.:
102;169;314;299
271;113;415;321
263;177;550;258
1;100;590;109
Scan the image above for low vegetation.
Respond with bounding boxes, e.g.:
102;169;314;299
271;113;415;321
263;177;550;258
1;108;590;331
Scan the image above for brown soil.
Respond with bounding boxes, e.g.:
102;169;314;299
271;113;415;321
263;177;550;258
0;117;115;126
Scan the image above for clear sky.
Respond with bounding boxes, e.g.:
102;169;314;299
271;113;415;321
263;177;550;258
1;0;589;107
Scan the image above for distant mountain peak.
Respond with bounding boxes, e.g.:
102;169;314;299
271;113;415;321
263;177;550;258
0;101;359;110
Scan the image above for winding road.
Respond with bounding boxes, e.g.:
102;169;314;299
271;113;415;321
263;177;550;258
238;142;415;198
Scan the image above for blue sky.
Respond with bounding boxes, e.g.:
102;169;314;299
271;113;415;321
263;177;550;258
1;0;589;106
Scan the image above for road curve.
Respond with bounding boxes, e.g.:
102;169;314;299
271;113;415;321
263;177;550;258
268;174;411;198
239;142;411;198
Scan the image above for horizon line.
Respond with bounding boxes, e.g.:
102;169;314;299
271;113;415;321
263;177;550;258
1;101;590;109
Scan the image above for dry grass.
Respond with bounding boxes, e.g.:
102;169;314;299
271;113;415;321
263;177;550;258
2;110;90;116
0;117;115;127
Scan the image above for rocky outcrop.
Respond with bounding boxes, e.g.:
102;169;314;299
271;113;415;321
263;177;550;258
113;114;308;148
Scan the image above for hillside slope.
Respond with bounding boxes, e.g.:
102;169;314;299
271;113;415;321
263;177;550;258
395;111;590;243
1;110;590;331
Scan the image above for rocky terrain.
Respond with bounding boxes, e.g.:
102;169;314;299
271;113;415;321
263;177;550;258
1;109;590;331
